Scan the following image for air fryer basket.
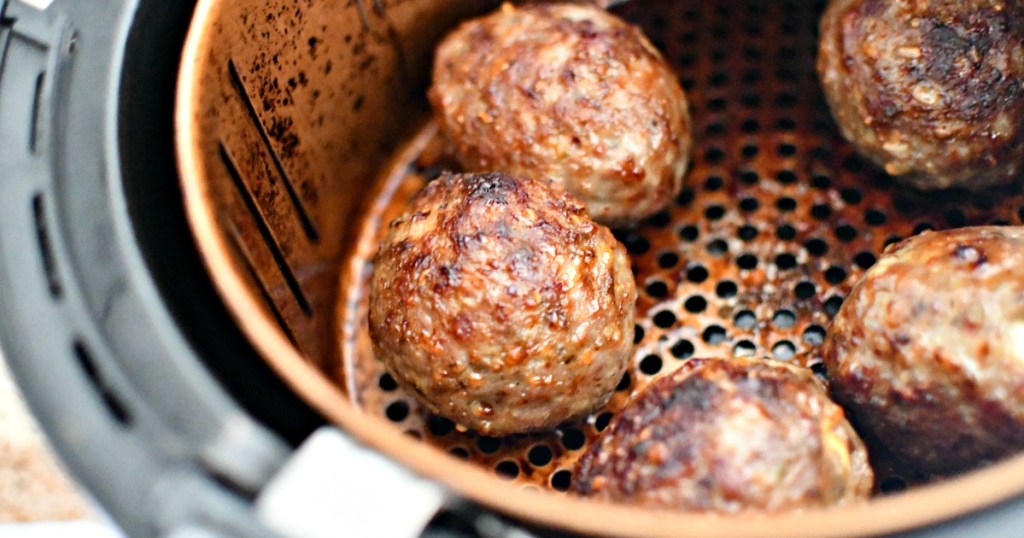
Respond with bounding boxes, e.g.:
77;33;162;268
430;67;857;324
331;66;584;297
175;0;1024;536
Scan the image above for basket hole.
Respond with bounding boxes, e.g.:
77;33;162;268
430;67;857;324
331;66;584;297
776;169;797;184
772;340;796;360
741;144;759;158
678;224;699;242
653;310;677;329
855;251;877;270
704;175;724;191
710;72;729;86
803;325;826;346
658;251;680;269
865;209;887;226
776;118;797;131
841;187;863;204
449;447;470;459
804;238;828;256
741;94;761;108
739;197;760;212
707;239;729;256
477;436;502;454
811;203;832;220
739;170;759;184
776;197;797;212
734;310;756;329
560;428;585;450
686;265;709;283
776;224;797;241
685;295;707;313
842;155;866;172
639;354;663;375
528;445;554;467
705;204;726;221
551;470;573;491
812;174;832;189
495;461;520;479
646;210;672;228
743;46;762;61
706;100;727;115
775;253;797;270
777;143;797;157
703;325;728;345
671;339;695;359
738;225;758;241
884;235;904;248
595;412;614;432
385;401;410;422
772;310;796;329
775;93;797;107
378;373;398;391
795;281;817;300
645;280;669;299
825;266;847;285
616;372;632;392
810;361;828;380
741;118;760;132
716;280;738;299
676;188;695;206
834;224;858;242
733;340;756;357
825;296;845;318
623;234;651;255
705;122;727;136
427;415;455;436
913;222;935;235
737;253;758;270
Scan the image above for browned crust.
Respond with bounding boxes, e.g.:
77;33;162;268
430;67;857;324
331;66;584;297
825;226;1024;475
818;0;1024;189
573;358;873;512
429;2;691;225
369;172;636;435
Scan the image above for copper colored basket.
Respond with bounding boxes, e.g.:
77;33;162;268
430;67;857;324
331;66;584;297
175;0;1024;536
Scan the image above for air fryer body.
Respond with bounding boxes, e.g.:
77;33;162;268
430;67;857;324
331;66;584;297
0;1;1024;537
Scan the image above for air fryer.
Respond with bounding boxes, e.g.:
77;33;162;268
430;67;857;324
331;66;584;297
1;0;1024;537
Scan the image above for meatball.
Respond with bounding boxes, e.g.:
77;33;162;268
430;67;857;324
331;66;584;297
429;3;691;226
818;0;1024;190
368;172;636;436
825;226;1024;475
573;358;873;512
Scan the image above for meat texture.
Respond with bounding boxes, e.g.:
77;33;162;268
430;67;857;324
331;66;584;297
818;0;1024;190
573;358;873;512
429;2;691;225
825;226;1024;475
369;172;636;435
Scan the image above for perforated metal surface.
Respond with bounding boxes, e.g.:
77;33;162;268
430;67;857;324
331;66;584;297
339;0;1024;495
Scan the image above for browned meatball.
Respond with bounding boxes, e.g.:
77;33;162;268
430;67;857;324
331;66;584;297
818;0;1024;190
429;3;691;226
573;358;872;512
368;172;636;436
825;226;1024;475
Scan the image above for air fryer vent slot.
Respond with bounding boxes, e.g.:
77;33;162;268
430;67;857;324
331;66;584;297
73;339;133;427
31;192;62;299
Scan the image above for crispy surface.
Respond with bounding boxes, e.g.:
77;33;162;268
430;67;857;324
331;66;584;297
573;358;872;512
818;0;1024;189
429;3;691;225
369;172;636;435
825;226;1024;475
